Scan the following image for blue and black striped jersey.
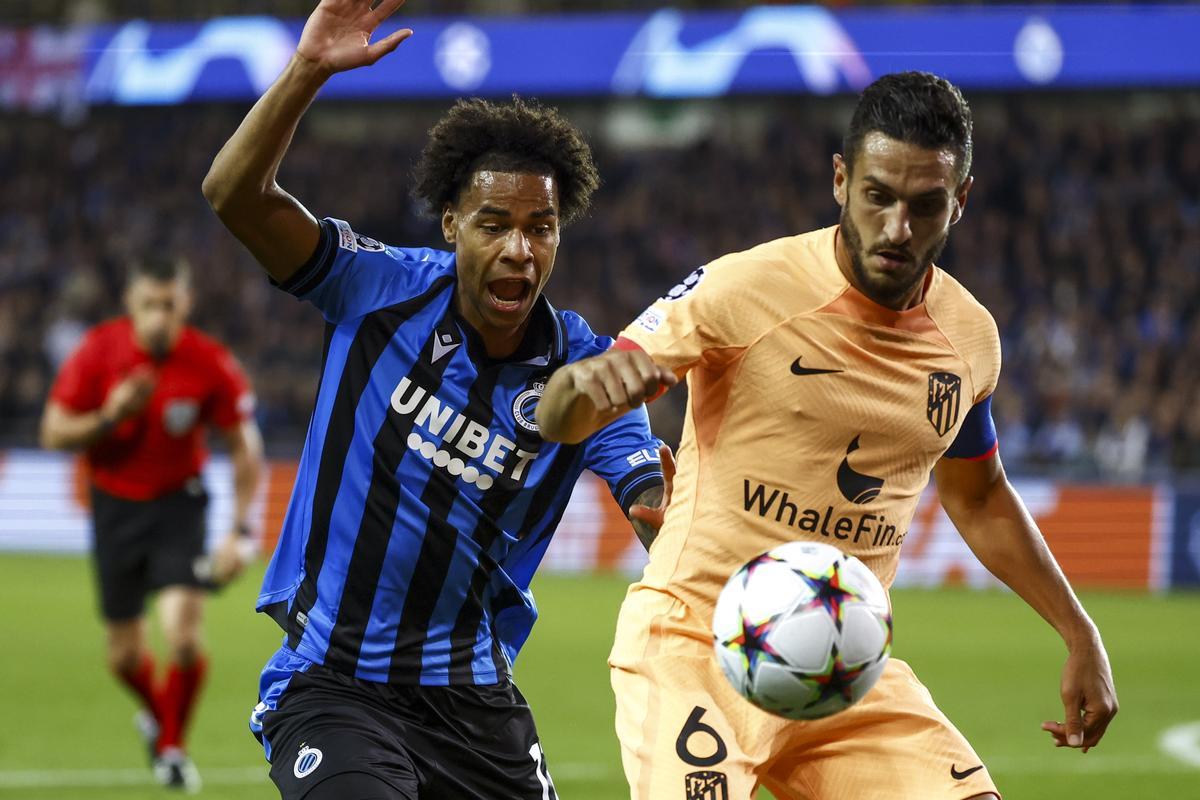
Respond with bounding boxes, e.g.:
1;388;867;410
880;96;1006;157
257;218;663;686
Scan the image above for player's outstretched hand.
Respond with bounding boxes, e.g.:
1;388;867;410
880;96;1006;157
297;0;414;75
1040;637;1118;753
570;348;677;415
629;445;676;532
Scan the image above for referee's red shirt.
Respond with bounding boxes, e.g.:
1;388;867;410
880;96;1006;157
49;317;255;501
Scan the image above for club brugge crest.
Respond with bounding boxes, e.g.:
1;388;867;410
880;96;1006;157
512;380;545;432
293;744;323;779
685;771;729;800
927;372;962;437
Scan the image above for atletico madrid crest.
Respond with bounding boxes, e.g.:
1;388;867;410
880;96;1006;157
927;372;961;437
684;770;729;800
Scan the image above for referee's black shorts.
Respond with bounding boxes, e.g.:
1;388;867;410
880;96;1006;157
260;665;558;800
90;481;208;621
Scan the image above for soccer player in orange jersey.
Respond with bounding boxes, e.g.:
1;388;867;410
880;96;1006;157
538;72;1118;800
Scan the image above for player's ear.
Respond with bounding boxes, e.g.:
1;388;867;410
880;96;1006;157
832;154;848;208
441;203;457;245
950;175;974;225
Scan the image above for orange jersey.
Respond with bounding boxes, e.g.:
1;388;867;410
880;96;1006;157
616;225;1001;636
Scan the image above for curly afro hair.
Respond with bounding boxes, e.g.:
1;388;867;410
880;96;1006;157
412;96;600;225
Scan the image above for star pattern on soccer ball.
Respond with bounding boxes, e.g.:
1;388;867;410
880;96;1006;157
727;554;792;679
796;562;857;631
807;644;873;706
731;613;781;680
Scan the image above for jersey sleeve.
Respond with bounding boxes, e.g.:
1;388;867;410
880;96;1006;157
943;395;999;460
582;403;665;515
972;315;1003;403
204;346;256;430
273;217;451;323
616;258;771;377
49;330;103;412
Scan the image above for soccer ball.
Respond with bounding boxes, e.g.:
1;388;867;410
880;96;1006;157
712;541;892;720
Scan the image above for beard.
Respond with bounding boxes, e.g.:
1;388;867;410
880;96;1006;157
839;200;948;310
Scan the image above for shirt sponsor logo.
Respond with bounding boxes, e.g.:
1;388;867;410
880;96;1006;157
837;435;884;504
743;480;904;548
635;307;665;333
661;266;705;301
162;399;199;436
627;447;660;467
391;376;538;490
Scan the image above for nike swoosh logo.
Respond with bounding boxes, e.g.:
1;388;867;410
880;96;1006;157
790;357;843;376
950;765;984;780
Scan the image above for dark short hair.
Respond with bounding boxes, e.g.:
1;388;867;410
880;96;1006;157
843;71;973;181
127;256;190;285
412;96;600;225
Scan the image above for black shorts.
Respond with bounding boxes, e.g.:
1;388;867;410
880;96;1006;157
90;483;208;621
260;666;558;800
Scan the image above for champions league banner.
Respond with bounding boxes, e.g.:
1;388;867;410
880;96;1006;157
16;4;1197;108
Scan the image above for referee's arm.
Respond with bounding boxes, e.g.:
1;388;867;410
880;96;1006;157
222;420;264;537
40;366;155;451
211;420;265;585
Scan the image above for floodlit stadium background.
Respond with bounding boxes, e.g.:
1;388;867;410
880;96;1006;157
1;2;1198;798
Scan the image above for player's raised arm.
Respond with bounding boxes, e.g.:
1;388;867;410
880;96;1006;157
202;0;413;283
538;348;677;445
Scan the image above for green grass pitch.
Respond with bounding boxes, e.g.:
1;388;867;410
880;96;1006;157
0;554;1197;799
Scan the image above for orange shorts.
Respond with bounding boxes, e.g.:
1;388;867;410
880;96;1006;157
610;588;999;800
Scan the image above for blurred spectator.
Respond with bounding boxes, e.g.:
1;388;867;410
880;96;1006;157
1;93;1198;480
1094;392;1151;482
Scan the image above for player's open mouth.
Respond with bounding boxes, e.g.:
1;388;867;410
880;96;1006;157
486;278;532;313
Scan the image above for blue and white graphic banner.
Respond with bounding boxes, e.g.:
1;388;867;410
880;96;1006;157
3;5;1197;108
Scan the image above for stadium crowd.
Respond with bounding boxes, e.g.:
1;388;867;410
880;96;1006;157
2;94;1198;480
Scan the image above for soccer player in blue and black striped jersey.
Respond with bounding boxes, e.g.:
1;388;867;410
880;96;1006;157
203;2;677;797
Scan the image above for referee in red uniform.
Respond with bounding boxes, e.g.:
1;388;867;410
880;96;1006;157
40;256;263;792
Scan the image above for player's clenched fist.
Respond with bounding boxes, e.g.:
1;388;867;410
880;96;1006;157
575;348;676;411
538;348;677;444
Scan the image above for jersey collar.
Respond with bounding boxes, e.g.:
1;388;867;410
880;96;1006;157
452;293;566;368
